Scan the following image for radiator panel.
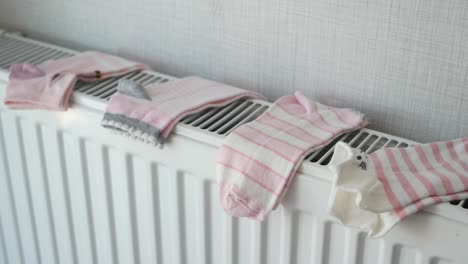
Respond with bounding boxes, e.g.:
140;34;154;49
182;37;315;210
0;32;467;264
0;109;466;264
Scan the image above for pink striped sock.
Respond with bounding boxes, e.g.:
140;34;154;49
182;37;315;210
5;51;147;110
328;138;468;237
102;77;265;147
217;92;368;220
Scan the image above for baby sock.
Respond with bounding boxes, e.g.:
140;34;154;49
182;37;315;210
102;77;265;147
217;91;367;220
5;51;147;110
328;138;468;237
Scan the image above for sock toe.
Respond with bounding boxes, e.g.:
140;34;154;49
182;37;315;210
9;63;45;80
220;184;266;220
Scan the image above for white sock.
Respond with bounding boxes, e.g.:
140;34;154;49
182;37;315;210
328;138;468;237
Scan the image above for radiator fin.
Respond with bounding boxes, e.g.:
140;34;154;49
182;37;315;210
0;115;24;264
1;113;41;264
21;120;58;264
43;127;77;264
83;141;116;264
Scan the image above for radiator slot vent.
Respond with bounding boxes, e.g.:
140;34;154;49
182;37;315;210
0;36;72;69
306;129;413;166
182;100;269;135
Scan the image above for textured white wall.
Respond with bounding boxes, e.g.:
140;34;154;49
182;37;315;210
0;0;467;142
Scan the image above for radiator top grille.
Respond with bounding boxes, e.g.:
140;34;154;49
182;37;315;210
0;32;466;214
0;35;73;68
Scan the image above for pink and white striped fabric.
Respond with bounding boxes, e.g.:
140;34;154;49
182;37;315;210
328;138;468;237
217;91;368;220
102;76;265;147
5;51;147;110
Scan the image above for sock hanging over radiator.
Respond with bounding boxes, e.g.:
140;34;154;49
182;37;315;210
217;92;367;220
101;77;265;147
328;138;468;237
4;51;147;110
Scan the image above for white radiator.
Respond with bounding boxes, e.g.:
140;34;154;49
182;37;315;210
0;31;466;264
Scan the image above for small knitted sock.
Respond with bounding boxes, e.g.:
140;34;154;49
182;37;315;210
217;92;367;220
5;51;147;110
328;138;468;237
102;77;265;147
